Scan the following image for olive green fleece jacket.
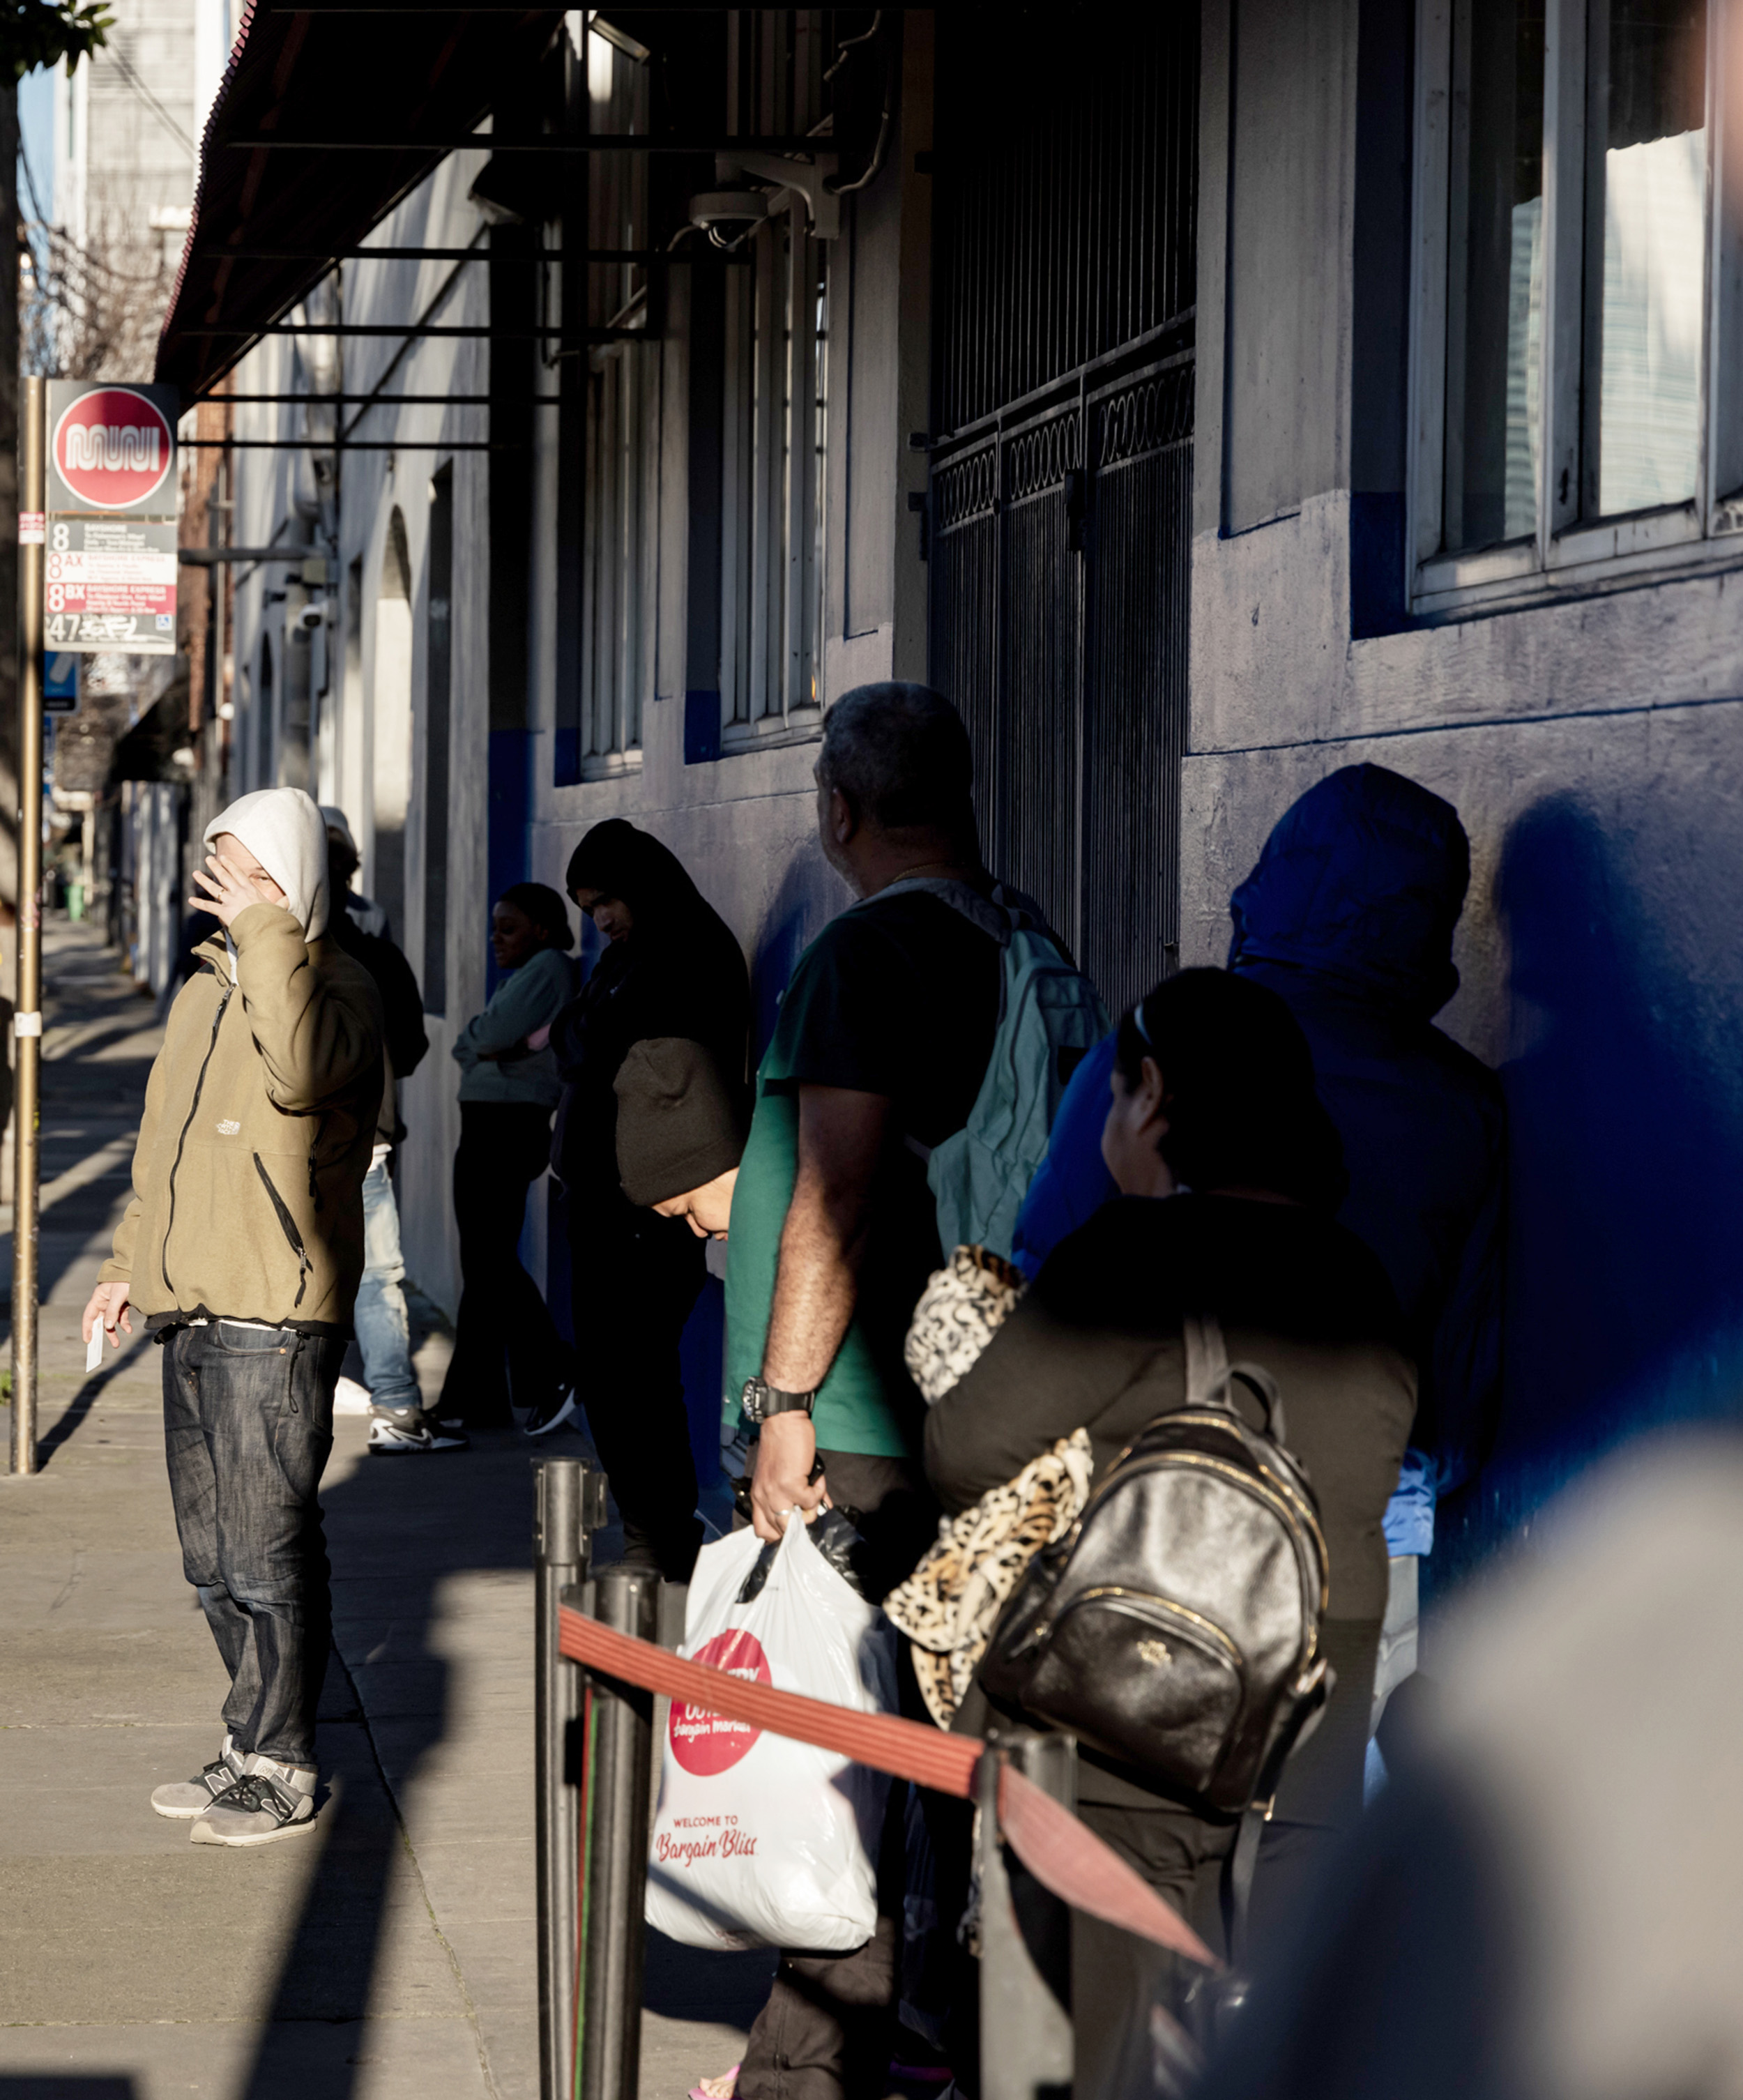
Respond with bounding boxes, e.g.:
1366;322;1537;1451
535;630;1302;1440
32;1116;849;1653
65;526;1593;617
100;902;385;1334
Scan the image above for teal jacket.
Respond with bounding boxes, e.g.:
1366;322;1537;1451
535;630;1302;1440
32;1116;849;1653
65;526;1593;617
452;948;577;1109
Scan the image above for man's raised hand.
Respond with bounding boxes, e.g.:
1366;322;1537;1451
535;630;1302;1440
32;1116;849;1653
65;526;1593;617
190;851;277;931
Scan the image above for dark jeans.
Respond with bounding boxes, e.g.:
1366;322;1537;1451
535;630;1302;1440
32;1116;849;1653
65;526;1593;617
440;1102;572;1426
161;1320;347;1767
573;1203;707;1581
738;1450;950;2100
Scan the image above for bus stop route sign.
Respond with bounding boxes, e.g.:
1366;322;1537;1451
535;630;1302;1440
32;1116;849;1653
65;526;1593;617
45;381;179;656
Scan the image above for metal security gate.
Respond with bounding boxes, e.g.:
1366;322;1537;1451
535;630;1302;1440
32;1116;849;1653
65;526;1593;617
927;13;1198;1020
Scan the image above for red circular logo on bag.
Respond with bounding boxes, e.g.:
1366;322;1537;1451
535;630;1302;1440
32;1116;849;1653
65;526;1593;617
53;388;174;510
669;1629;771;1775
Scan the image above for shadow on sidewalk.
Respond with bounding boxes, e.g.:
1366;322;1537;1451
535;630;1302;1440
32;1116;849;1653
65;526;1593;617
234;1425;531;2097
217;1422;770;2100
33;1357;146;1468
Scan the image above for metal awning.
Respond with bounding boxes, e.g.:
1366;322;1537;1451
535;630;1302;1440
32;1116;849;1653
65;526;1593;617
155;1;567;398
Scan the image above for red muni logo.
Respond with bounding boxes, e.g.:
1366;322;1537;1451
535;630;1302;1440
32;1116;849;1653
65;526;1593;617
53;388;174;510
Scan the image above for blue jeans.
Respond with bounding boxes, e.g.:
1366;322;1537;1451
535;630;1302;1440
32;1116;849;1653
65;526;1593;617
356;1155;421;1414
162;1320;347;1767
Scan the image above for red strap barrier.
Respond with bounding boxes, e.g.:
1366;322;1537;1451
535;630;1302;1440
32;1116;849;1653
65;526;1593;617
996;1765;1217;1966
558;1606;983;1797
558;1604;1219;1970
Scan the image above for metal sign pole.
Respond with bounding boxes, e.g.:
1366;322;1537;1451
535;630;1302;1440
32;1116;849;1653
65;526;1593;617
11;376;44;1477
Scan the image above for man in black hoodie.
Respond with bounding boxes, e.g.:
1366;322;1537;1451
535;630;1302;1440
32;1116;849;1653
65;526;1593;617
1226;767;1505;1525
1014;764;1505;1723
1225;765;1505;1724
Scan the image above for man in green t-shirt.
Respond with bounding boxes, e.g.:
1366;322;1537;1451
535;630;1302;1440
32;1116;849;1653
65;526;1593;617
724;683;1005;2100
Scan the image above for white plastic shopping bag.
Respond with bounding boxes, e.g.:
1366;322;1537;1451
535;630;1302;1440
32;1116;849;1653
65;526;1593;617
646;1512;897;1952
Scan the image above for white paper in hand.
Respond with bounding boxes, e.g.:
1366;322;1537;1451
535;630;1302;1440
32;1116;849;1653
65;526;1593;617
86;1325;104;1374
646;1514;897;1952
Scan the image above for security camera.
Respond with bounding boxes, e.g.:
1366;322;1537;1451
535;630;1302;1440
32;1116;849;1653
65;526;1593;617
294;599;328;633
688;188;770;243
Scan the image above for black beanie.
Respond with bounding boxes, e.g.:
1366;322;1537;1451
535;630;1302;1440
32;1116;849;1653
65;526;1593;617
614;1038;747;1207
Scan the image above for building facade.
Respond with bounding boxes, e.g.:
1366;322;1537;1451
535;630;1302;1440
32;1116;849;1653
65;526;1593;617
163;1;1743;1579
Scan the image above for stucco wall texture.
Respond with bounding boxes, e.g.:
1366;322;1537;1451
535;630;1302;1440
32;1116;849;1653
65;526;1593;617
1185;495;1743;1588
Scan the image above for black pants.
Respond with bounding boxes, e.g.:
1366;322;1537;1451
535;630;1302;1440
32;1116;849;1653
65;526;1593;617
161;1320;347;1767
440;1101;570;1426
572;1202;707;1581
737;1450;949;2100
1067;1615;1382;2100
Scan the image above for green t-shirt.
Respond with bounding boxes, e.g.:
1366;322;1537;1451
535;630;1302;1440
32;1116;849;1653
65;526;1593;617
724;890;1001;1457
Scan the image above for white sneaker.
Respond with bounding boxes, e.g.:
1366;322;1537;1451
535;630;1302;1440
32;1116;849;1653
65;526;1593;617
333;1376;373;1416
368;1410;470;1454
151;1733;246;1819
190;1755;317;1846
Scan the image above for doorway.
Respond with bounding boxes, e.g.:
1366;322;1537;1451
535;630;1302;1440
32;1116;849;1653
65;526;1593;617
927;12;1199;1018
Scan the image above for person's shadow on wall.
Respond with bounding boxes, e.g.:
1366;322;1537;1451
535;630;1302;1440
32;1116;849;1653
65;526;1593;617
1436;793;1743;1581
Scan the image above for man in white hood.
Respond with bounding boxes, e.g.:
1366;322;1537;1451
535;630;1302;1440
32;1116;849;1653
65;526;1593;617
82;786;383;1846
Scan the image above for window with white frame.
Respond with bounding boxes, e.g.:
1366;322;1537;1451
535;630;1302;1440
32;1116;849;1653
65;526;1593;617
574;13;653;775
1411;0;1742;614
717;10;830;748
579;341;655;768
720;201;828;743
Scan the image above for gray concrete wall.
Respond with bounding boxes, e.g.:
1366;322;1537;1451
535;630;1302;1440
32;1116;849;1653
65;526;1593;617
1192;0;1743;1579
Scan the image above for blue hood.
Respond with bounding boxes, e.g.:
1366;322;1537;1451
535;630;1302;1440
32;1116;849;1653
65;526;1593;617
1228;764;1470;1019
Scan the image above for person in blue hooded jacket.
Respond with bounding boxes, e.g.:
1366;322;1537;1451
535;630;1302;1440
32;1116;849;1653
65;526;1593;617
1013;765;1505;1618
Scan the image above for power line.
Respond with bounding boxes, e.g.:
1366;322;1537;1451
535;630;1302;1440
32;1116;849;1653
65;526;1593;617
102;41;197;159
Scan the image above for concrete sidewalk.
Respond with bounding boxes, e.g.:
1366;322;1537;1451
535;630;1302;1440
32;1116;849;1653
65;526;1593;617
0;920;771;2100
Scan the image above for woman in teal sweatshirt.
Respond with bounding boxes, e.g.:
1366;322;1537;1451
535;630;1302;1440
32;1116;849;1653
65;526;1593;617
436;883;578;1432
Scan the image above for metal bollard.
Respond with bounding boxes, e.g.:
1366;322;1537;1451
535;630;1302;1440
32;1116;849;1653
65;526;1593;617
535;1456;605;2100
576;1565;661;2100
978;1729;1077;2100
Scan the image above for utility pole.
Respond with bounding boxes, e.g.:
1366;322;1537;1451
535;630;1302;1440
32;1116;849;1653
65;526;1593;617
11;376;44;1476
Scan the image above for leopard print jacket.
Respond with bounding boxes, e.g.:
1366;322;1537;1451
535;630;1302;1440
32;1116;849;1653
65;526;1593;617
885;1428;1095;1730
891;1240;1091;1729
902;1243;1028;1405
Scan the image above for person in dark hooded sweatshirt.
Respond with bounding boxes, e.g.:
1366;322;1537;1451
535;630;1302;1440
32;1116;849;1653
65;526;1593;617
1012;765;1505;1714
540;821;750;1580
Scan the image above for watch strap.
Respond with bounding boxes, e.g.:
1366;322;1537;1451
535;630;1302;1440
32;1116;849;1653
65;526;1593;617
743;1377;816;1421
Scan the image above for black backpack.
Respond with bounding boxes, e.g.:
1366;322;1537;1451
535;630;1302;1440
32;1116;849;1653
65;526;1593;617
980;1314;1334;1820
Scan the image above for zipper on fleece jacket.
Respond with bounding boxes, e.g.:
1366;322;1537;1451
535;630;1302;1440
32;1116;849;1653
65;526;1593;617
160;983;234;1297
252;1155;312;1310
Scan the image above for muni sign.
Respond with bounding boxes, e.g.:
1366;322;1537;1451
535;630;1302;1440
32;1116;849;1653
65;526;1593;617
44;380;179;654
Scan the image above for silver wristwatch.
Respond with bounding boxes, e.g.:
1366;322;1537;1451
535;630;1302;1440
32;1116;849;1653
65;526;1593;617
741;1376;817;1424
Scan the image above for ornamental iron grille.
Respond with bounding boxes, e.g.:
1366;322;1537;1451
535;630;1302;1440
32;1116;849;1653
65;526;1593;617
927;11;1198;1019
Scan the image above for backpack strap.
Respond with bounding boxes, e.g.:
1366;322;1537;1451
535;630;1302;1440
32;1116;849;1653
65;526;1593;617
1224;1666;1331;1967
1185;1313;1291;1445
1182;1312;1230;1406
1226;1801;1268;1970
872;875;1015;945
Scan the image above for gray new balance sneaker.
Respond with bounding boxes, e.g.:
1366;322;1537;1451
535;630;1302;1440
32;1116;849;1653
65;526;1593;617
190;1756;318;1846
151;1735;246;1820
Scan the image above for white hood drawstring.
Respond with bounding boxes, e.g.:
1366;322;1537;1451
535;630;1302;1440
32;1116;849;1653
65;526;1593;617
203;787;331;948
